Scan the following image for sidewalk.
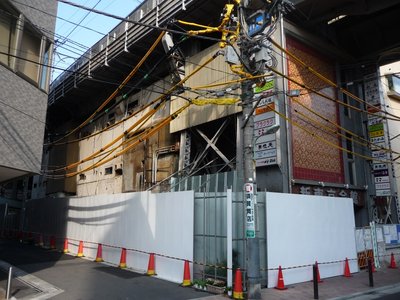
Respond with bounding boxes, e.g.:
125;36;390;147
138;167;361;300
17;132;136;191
261;267;400;300
194;267;400;300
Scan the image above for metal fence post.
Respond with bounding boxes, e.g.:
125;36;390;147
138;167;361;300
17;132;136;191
313;264;319;299
368;258;374;287
6;266;12;300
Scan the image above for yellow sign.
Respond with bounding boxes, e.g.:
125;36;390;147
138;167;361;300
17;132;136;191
369;130;384;138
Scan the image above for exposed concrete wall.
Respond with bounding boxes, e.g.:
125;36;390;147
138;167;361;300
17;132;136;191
67;78;179;196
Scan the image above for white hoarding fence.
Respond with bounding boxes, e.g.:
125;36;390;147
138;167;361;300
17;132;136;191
24;191;194;284
266;192;358;288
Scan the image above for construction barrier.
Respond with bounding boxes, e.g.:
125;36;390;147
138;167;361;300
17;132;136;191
10;229;400;291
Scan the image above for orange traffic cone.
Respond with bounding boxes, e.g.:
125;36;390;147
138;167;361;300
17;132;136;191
95;244;104;262
275;265;287;290
63;238;69;253
119;248;127;268
182;260;191;286
147;253;156;275
77;241;84;257
389;253;397;269
233;268;244;299
315;261;323;283
50;236;56;249
344;258;351;277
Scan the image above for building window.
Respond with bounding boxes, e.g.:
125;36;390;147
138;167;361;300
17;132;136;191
39;43;50;90
17;25;41;82
346;133;353;160
345;133;356;185
342;92;350;117
127;99;138;115
108;112;115;125
0;4;16;67
0;3;53;90
348;161;355;186
105;167;113;175
387;74;400;94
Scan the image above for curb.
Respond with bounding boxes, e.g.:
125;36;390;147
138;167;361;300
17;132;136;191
329;283;400;300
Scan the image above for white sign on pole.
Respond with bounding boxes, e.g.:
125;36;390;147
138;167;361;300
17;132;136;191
245;183;256;238
374;176;390;183
376;190;392;196
375;182;391;190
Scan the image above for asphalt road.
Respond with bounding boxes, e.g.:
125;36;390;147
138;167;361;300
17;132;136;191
0;239;211;300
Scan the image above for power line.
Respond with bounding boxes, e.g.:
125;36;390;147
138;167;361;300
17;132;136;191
10;0;105;36
268;44;400;121
56;0;92;33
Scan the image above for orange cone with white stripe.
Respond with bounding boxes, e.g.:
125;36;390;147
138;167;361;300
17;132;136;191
233;268;244;299
182;260;191;286
275;265;287;290
77;241;84;257
147;253;156;275
63;238;69;253
95;244;104;262
119;248;127;268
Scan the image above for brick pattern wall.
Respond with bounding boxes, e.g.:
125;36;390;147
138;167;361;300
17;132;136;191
287;36;345;183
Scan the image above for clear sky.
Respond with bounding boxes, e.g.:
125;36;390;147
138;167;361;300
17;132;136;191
52;0;141;81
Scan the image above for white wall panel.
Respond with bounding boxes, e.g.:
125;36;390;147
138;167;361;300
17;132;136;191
28;191;194;283
266;192;358;288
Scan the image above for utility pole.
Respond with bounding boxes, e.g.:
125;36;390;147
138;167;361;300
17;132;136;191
239;1;292;298
242;77;261;299
239;8;261;298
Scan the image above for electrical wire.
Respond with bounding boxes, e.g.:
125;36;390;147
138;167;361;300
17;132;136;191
48;30;166;145
268;38;400;122
57;0;102;48
11;0;106;36
290;101;398;159
62;103;191;178
44;52;221;174
54;0;231;45
290;97;400;156
271;106;397;165
269;65;400;122
46;98;165;173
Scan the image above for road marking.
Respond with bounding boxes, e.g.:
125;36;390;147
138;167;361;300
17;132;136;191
0;260;64;299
